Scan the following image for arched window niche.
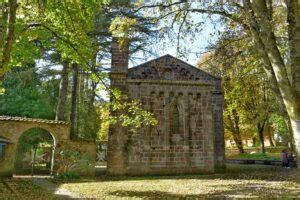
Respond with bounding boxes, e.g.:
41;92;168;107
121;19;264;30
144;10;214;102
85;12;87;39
169;99;184;145
171;104;180;135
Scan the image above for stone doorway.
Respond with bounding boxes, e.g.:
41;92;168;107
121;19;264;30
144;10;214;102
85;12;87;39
14;128;55;176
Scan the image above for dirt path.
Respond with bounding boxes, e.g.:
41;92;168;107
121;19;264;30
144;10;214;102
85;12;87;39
31;177;81;199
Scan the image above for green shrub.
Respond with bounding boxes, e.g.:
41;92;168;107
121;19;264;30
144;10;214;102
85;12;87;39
55;171;80;179
56;149;94;176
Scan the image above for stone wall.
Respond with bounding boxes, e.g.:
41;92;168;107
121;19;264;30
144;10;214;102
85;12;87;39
55;139;97;176
0;120;70;177
0;118;96;177
128;55;225;171
125;80;215;175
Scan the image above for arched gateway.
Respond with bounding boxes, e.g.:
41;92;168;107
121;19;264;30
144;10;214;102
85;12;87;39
0;116;96;177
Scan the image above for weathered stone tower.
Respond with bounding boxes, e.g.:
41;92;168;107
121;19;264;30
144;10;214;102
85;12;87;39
107;38;129;175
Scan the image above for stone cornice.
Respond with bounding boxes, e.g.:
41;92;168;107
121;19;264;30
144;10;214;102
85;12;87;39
127;79;212;86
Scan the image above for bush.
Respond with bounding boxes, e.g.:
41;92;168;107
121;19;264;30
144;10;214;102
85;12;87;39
55;171;80;179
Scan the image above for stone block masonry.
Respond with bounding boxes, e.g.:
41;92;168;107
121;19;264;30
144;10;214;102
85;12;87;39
126;81;215;175
108;40;225;175
0;116;96;177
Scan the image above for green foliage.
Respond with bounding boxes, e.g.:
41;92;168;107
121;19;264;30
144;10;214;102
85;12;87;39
1;1;159;142
109;89;158;133
97;104;110;141
228;153;281;161
56;149;93;175
12;1;106;65
15;128;53;171
55;171;80;179
198;27;277;142
110;16;137;38
0;66;59;119
269;114;289;136
74;89;102;140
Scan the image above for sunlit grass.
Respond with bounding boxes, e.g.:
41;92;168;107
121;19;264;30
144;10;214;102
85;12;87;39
55;165;300;199
227;152;281;160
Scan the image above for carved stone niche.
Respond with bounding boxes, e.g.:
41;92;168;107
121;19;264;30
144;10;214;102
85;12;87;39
163;69;173;80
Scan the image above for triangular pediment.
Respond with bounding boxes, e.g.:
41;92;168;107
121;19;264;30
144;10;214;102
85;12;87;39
128;54;220;83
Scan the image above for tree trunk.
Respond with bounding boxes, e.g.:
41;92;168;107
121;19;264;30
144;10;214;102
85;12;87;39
0;0;17;80
31;147;37;176
225;109;245;154
252;137;257;147
76;70;83;135
232;109;244;153
267;125;275;146
285;118;296;153
232;132;244;154
287;0;300;163
70;63;79;139
242;0;300;164
242;0;295;151
89;46;98;105
90;81;97;105
0;2;8;49
55;61;69;121
257;122;265;154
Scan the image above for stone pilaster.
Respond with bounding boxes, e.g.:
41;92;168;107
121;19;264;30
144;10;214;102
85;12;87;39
212;91;226;171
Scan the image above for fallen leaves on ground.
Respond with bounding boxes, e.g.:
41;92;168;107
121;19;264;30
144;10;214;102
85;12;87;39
0;178;56;199
54;165;300;199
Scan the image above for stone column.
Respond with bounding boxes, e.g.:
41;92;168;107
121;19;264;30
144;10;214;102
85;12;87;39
107;38;129;175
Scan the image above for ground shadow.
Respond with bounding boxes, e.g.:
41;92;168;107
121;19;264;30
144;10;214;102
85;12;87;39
51;164;299;185
16;164;300;199
108;183;300;199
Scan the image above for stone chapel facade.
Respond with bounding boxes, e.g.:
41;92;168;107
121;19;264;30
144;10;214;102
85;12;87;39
107;38;225;175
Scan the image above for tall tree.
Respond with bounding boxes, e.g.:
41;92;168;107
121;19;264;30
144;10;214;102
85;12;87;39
55;61;69;121
70;63;79;139
0;0;17;80
0;65;59;119
138;0;300;158
198;28;276;153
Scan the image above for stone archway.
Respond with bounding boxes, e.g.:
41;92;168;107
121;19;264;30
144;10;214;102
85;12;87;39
14;127;56;175
0;116;96;177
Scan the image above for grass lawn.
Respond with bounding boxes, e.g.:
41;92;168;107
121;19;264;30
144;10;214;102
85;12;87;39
0;178;56;199
51;165;300;199
226;152;281;160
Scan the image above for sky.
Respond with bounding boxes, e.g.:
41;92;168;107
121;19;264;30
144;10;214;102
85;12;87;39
129;12;222;67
